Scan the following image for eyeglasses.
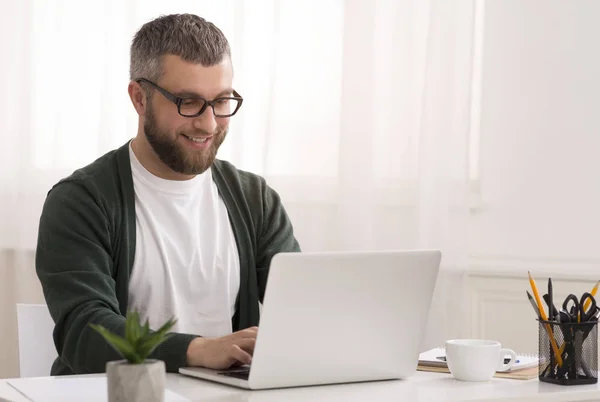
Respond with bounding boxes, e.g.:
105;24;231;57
136;78;243;118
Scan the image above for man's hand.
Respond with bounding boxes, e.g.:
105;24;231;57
186;326;258;370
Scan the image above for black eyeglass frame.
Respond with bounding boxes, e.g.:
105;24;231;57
136;78;243;118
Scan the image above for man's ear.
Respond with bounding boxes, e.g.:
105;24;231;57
128;81;147;116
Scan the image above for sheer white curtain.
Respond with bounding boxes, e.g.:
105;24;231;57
0;0;475;377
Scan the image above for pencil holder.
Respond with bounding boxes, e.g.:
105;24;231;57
538;319;598;385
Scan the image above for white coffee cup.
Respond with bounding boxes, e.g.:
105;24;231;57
445;339;516;382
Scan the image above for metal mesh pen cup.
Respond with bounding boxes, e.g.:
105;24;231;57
538;319;598;385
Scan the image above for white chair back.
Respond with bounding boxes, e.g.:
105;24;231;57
16;303;57;377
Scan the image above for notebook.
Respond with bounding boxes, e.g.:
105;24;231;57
418;347;539;380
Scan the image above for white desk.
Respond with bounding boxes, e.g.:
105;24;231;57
1;372;600;402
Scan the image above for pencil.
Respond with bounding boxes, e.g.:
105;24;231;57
583;280;600;312
528;271;563;367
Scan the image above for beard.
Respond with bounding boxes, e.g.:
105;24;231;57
143;105;227;176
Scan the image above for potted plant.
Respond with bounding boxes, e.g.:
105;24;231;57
90;312;176;402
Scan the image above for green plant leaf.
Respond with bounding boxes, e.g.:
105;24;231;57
90;314;177;363
125;311;141;346
136;318;177;360
154;317;177;335
137;317;176;346
138;332;173;359
90;324;143;364
142;318;150;338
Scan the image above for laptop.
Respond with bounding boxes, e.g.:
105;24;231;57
179;249;441;390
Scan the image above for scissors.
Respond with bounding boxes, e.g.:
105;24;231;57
561;292;598;323
553;293;599;380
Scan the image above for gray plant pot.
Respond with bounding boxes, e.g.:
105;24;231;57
106;359;166;402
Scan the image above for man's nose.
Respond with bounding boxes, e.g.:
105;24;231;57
192;108;217;133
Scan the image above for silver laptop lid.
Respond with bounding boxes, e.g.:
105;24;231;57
248;249;441;389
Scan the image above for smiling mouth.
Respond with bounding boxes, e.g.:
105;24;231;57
182;134;212;143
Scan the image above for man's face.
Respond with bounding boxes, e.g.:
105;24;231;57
144;54;234;176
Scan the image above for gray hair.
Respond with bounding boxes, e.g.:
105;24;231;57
129;13;231;82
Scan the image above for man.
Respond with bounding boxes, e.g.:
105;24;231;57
35;13;300;375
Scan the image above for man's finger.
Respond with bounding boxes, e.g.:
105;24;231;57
233;326;258;339
234;338;256;355
230;344;252;365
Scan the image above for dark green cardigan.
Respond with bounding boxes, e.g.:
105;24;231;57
35;141;300;375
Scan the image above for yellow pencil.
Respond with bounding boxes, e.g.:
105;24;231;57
528;271;563;367
583;280;600;312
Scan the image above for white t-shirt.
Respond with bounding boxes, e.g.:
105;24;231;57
127;144;240;337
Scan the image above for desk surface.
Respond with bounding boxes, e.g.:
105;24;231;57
2;371;600;402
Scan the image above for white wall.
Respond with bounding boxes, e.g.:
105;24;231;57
462;0;600;356
469;0;600;275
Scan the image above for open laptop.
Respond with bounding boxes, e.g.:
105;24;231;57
179;249;441;390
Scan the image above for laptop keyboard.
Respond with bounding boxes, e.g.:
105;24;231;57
218;368;250;380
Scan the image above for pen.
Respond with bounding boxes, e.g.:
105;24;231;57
583;280;600;312
526;291;541;319
528;271;563;367
548;277;554;319
542;294;559;322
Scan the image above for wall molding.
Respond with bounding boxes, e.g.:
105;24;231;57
468;254;600;280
